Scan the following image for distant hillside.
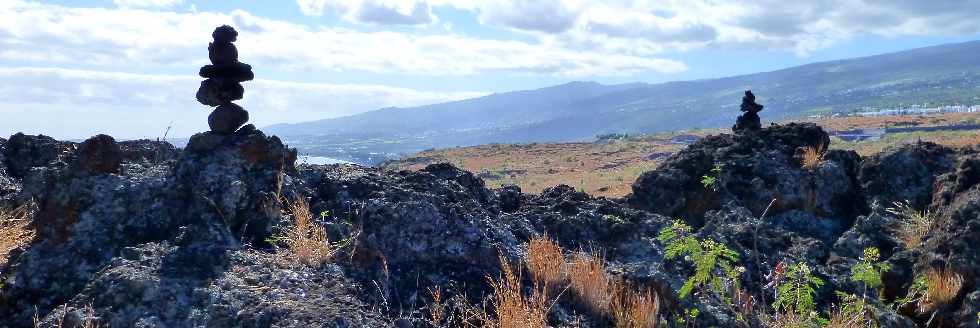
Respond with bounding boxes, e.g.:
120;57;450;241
266;40;980;164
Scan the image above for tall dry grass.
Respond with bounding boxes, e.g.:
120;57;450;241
610;282;660;328
526;234;565;292
485;256;550;328
566;250;615;314
274;197;338;267
886;201;934;249
919;267;963;313
0;205;33;267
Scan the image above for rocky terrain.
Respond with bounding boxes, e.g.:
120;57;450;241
2;122;980;327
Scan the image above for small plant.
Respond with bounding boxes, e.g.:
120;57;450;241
526;234;565;294
773;262;825;324
850;247;891;298
701;163;723;190
801;144;826;170
886;200;934;249
827;292;876;328
892;275;927;310
657;220;740;300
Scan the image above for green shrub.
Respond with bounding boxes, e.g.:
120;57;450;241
850;247;891;298
657;220;740;300
773;262;825;324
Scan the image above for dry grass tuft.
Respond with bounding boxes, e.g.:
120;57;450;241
886;201;935;249
919;267;963;312
610;281;660;328
566;250;615;314
274;197;342;267
526;234;565;292
801;144;826;170
485;256;550;328
1;205;33;267
824;308;864;328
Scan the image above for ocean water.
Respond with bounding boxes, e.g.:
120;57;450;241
297;155;353;165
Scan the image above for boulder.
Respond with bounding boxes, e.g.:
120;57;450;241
70;134;123;176
207;103;249;134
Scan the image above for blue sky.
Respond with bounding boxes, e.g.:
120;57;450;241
2;0;979;139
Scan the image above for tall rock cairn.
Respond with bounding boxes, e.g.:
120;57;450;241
732;90;763;132
196;25;254;134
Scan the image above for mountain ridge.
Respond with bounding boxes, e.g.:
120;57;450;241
266;39;980;164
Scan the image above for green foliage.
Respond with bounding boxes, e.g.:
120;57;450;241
833;292;877;328
850;247;891;297
892;275;927;310
675;308;700;327
700;175;717;189
657;220;740;300
774;262;824;320
700;163;723;190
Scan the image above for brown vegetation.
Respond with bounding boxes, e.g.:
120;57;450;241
485;256;550;328
610;282;661;328
273;197;344;267
0;205;33;267
566;250;615;314
526;234;565;293
886;201;935;249
919;267;963;313
801;144;826;170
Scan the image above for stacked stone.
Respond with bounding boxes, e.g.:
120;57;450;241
196;25;254;134
732;90;763;132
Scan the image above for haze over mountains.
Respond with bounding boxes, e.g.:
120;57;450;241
266;40;980;164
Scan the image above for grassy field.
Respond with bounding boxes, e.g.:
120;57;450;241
385;112;980;198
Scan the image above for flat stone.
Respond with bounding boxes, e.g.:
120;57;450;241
208;42;238;65
199;62;254;82
208;103;249;134
212;25;238;43
196;79;244;106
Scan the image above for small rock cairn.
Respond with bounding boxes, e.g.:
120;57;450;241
196;25;254;134
732;90;763;132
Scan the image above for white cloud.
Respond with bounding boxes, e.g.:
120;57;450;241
0;67;483;139
384;0;980;56
113;0;183;9
0;2;686;76
296;0;436;25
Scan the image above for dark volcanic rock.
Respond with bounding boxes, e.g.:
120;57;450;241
5;119;979;327
1;133;75;178
118;139;179;163
71;134;123;175
208;41;238;65
196;78;245;106
212;24;238;43
198;63;255;82
291;163;522;310
176;126;295;244
207;103;249;134
733;90;764;132
858;141;956;210
630;122;852;230
0;128;303;327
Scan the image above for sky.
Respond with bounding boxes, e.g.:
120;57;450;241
2;0;980;139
